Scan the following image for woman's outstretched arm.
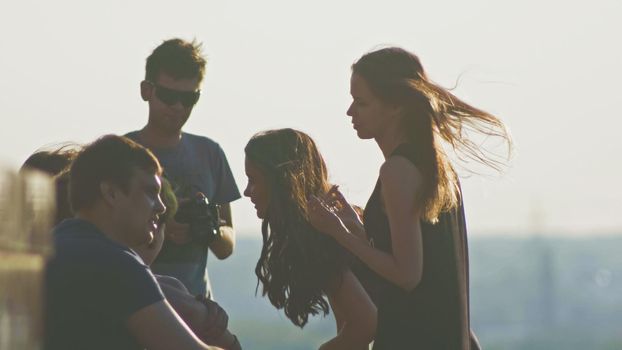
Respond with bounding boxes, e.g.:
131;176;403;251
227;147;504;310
319;268;376;350
309;156;424;291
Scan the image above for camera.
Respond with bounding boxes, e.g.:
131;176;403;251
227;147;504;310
174;192;222;245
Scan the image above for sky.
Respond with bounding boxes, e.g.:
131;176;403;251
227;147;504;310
1;0;620;237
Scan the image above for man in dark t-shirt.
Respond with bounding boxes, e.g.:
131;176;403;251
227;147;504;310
45;219;164;349
43;135;229;350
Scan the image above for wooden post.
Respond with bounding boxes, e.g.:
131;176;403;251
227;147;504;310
0;168;54;350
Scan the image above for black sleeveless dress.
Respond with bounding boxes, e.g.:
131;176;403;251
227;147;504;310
353;144;472;349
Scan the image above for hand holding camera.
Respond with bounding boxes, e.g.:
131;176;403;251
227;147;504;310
172;192;222;245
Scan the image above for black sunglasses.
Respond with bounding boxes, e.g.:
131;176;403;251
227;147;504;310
147;81;201;108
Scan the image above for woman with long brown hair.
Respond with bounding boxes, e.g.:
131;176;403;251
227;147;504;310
308;47;511;349
244;128;376;349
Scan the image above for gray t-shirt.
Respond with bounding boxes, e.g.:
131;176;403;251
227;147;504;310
126;131;241;297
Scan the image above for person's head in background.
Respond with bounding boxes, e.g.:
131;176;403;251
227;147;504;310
69;135;165;248
140;38;206;136
244;128;348;328
21;145;81;224
349;46;511;222
21;145;80;176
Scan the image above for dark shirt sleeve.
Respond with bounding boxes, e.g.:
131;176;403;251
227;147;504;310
96;249;165;321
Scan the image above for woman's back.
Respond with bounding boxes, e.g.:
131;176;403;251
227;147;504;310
354;143;471;349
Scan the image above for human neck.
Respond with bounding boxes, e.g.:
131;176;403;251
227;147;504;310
139;123;182;149
375;123;408;159
75;208;128;247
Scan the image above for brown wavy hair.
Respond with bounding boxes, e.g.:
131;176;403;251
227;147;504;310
353;47;512;223
245;128;348;328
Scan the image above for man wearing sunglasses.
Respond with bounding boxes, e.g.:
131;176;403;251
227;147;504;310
126;38;240;301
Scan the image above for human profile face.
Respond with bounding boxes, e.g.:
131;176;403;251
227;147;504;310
133;224;165;266
243;156;270;220
346;73;400;140
142;72;201;134
114;169;166;247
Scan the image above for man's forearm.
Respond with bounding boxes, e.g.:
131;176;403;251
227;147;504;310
209;226;235;259
160;282;201;323
160;284;239;349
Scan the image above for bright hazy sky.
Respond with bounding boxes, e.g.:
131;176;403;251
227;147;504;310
1;0;620;237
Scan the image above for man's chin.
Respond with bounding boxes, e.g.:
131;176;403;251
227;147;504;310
152;118;184;135
356;130;373;140
167;115;189;130
168;120;186;132
140;231;155;246
148;231;155;243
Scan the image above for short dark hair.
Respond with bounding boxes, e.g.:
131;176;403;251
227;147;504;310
145;38;207;83
69;135;162;211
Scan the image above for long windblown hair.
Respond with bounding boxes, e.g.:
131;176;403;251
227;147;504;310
20;144;81;224
353;47;512;223
245;128;348;328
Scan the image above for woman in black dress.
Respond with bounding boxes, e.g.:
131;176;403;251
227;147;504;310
308;47;511;349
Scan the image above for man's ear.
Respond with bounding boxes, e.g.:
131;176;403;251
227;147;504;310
140;80;152;102
100;181;118;206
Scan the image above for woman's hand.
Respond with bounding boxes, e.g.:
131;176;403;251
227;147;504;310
307;195;345;237
321;186;365;239
308;186;366;240
307;190;353;240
